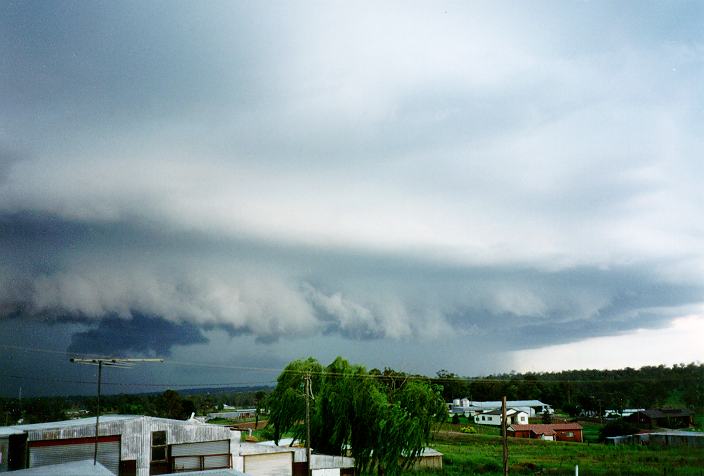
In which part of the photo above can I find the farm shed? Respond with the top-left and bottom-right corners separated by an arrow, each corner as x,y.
507,423 -> 583,442
607,430 -> 704,447
407,448 -> 442,470
625,409 -> 694,429
239,441 -> 354,476
0,415 -> 239,476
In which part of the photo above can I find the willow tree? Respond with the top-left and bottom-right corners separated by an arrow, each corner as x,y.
267,356 -> 446,476
267,357 -> 324,445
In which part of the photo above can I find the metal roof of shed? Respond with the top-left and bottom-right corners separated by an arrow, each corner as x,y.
5,415 -> 138,432
469,400 -> 550,407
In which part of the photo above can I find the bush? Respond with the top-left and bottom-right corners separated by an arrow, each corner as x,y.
459,425 -> 476,434
599,419 -> 641,441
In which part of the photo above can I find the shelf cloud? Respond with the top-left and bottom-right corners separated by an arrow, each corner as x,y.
1,1 -> 703,394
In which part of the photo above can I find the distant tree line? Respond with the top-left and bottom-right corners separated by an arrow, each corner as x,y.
3,363 -> 702,427
0,388 -> 271,425
431,363 -> 704,414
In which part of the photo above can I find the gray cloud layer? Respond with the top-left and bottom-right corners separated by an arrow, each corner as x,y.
1,1 -> 703,393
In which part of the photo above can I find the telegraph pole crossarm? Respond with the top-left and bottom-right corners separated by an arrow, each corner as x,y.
70,357 -> 163,465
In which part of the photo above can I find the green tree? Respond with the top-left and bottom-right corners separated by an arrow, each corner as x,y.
267,357 -> 324,444
155,389 -> 194,420
254,390 -> 267,429
268,357 -> 446,476
541,409 -> 552,424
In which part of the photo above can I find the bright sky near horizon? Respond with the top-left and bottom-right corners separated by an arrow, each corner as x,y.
1,1 -> 703,395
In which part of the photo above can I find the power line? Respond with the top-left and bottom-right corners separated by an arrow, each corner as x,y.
1,343 -> 702,386
0,372 -> 275,389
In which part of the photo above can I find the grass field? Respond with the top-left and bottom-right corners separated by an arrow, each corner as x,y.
404,431 -> 704,475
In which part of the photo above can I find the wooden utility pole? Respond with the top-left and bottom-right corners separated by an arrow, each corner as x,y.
305,373 -> 312,476
70,357 -> 163,465
94,360 -> 103,465
502,395 -> 508,476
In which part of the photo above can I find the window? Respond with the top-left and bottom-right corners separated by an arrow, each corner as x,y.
152,431 -> 167,462
481,416 -> 485,421
564,431 -> 574,437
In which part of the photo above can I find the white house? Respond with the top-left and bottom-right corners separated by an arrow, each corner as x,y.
474,408 -> 529,426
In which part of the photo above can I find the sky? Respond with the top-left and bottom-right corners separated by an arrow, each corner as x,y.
1,1 -> 703,396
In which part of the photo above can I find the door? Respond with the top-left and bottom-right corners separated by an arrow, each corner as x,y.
243,451 -> 293,476
28,436 -> 120,475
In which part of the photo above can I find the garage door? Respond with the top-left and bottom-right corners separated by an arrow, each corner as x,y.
171,439 -> 230,471
243,451 -> 293,476
29,436 -> 120,475
312,469 -> 340,476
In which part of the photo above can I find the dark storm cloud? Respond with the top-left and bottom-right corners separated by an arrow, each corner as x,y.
2,213 -> 701,354
66,313 -> 208,356
1,1 -> 703,391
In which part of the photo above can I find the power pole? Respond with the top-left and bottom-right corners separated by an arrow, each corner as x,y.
305,372 -> 312,476
95,360 -> 103,465
70,357 -> 163,465
502,396 -> 508,476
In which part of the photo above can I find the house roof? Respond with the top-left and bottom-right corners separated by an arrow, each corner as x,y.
478,408 -> 526,416
4,415 -> 138,432
508,423 -> 583,434
466,400 -> 551,408
0,415 -> 227,437
419,447 -> 443,457
634,409 -> 693,419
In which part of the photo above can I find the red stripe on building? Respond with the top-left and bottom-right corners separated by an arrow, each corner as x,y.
29,435 -> 120,447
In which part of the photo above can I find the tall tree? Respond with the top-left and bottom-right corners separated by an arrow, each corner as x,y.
268,356 -> 446,476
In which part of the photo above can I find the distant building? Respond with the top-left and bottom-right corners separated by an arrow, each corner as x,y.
406,448 -> 442,471
607,430 -> 704,447
450,400 -> 553,417
625,409 -> 694,429
207,409 -> 257,421
473,408 -> 529,426
508,423 -> 583,442
603,408 -> 644,419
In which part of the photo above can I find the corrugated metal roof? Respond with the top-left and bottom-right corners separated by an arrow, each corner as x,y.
469,400 -> 550,408
0,427 -> 25,436
419,447 -> 443,457
256,438 -> 296,446
647,431 -> 704,437
5,415 -> 138,432
635,409 -> 693,418
478,408 -> 526,416
508,423 -> 582,433
1,414 -> 227,434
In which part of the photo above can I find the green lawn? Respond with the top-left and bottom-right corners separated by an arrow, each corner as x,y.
694,415 -> 704,432
580,421 -> 602,443
404,430 -> 704,475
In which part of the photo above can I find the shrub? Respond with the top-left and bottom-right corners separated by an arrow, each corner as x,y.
599,419 -> 641,441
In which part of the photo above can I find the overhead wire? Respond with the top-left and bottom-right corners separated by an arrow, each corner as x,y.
1,342 -> 702,389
